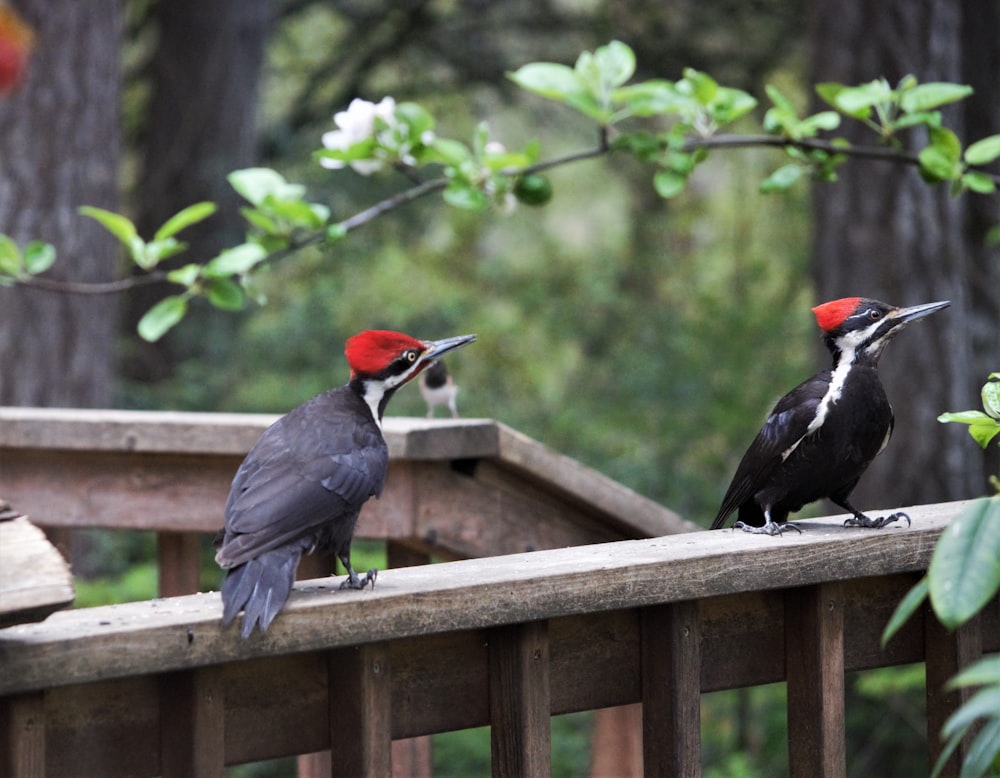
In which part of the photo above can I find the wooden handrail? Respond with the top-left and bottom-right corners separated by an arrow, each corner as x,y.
0,502 -> 966,696
1,502 -> 997,776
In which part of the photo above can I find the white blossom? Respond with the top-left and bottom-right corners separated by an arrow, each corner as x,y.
320,97 -> 397,175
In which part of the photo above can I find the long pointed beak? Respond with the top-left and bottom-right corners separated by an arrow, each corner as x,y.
890,300 -> 951,326
422,333 -> 477,360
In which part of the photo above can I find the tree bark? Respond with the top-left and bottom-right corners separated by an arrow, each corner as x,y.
0,1 -> 123,407
809,0 -> 997,504
126,0 -> 272,383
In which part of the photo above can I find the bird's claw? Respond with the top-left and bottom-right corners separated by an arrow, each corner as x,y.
733,521 -> 802,536
843,511 -> 910,529
340,568 -> 378,590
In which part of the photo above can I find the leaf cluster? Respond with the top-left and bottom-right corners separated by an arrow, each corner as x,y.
882,374 -> 1000,778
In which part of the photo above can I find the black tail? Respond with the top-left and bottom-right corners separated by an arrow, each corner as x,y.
221,546 -> 303,638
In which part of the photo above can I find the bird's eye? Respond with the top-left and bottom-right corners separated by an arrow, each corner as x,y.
405,350 -> 418,362
868,309 -> 881,321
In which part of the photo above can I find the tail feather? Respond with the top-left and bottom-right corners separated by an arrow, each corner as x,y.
221,546 -> 304,638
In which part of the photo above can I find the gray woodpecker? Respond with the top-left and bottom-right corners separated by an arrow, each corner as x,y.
216,329 -> 476,636
711,297 -> 950,536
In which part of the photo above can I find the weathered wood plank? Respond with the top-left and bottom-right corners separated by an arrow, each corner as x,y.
925,607 -> 983,778
489,619 -> 551,778
0,504 -> 967,695
0,409 -> 691,540
0,693 -> 45,778
641,601 -> 701,777
0,516 -> 75,627
157,531 -> 205,597
329,643 -> 393,776
785,583 -> 846,778
159,667 -> 225,777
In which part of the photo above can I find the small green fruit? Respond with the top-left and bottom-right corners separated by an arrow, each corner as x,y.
514,173 -> 553,206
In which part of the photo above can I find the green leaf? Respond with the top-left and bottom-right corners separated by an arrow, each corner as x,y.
679,68 -> 718,105
965,134 -> 1000,166
206,277 -> 247,311
593,40 -> 635,89
947,656 -> 1000,689
613,80 -> 686,117
899,82 -> 973,114
0,235 -> 23,276
938,410 -> 993,424
394,101 -> 435,137
22,241 -> 56,275
962,172 -> 996,194
653,170 -> 687,199
940,686 -> 1000,740
710,87 -> 757,124
508,62 -> 585,101
919,127 -> 964,182
240,208 -> 281,236
759,164 -> 803,193
959,717 -> 1000,778
79,206 -> 145,260
166,263 -> 201,287
881,575 -> 929,647
138,295 -> 188,342
203,243 -> 268,277
816,80 -> 888,119
797,111 -> 841,136
141,238 -> 187,267
928,497 -> 1000,629
443,182 -> 488,211
228,168 -> 304,207
153,202 -> 217,242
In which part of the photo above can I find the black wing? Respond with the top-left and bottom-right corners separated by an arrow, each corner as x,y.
216,385 -> 388,567
710,371 -> 831,529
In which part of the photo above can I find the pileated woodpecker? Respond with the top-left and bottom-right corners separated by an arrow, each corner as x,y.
216,329 -> 476,637
419,360 -> 461,418
710,297 -> 949,536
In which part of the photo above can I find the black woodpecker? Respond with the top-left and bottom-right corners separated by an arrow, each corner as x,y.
711,297 -> 950,536
216,329 -> 476,636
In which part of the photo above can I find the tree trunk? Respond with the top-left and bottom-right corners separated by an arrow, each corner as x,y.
0,1 -> 123,407
126,0 -> 272,384
809,0 -> 997,504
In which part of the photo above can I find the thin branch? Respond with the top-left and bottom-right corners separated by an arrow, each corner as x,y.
8,132 -> 997,297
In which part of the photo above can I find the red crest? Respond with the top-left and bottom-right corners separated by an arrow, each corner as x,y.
811,297 -> 861,332
345,330 -> 423,376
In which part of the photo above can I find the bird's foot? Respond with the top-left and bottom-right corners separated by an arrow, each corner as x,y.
733,521 -> 802,536
340,568 -> 378,590
844,511 -> 910,529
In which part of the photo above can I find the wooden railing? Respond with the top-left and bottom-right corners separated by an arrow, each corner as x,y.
1,500 -> 997,777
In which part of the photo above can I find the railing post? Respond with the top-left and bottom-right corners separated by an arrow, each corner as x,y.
641,600 -> 701,777
925,607 -> 982,778
785,582 -> 846,778
159,667 -> 225,777
157,531 -> 205,597
489,619 -> 551,778
0,692 -> 45,777
328,643 -> 393,777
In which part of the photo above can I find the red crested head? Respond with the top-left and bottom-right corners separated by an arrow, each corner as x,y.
811,297 -> 862,333
345,330 -> 424,377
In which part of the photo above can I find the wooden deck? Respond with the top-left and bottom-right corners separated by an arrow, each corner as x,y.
1,501 -> 996,776
0,408 -> 995,776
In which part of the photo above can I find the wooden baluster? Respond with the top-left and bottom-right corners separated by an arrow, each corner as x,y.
489,620 -> 550,778
0,693 -> 46,777
925,607 -> 982,778
641,600 -> 701,778
159,667 -> 225,777
328,643 -> 393,777
785,582 -> 846,778
158,531 -> 205,597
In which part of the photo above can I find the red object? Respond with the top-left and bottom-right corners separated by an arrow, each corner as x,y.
812,296 -> 862,332
345,329 -> 425,377
0,4 -> 33,94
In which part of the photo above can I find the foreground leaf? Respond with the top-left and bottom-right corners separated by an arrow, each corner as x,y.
138,295 -> 188,342
154,202 -> 218,242
881,575 -> 929,647
928,497 -> 1000,629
